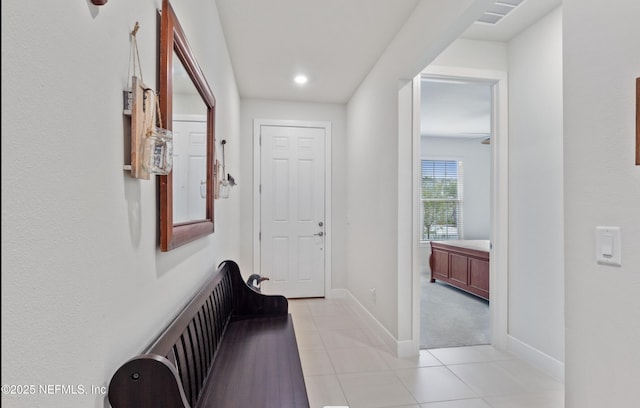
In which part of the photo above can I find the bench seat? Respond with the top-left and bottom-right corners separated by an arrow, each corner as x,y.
108,260 -> 309,408
199,315 -> 307,407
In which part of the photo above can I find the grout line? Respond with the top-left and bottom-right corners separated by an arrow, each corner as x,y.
297,298 -> 563,408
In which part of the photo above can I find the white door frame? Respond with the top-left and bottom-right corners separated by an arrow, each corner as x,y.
253,119 -> 332,297
401,66 -> 509,356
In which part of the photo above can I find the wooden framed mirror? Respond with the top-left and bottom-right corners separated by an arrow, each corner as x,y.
159,0 -> 216,251
636,77 -> 639,165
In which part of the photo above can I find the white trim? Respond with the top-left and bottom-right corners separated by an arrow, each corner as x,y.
507,335 -> 565,383
331,288 -> 399,355
403,65 -> 509,356
411,77 -> 423,357
252,119 -> 333,298
420,154 -> 465,161
333,287 -> 421,359
397,79 -> 415,346
334,289 -> 565,377
173,114 -> 207,122
489,68 -> 509,351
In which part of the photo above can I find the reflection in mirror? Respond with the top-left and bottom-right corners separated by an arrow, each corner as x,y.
159,0 -> 216,251
172,52 -> 208,224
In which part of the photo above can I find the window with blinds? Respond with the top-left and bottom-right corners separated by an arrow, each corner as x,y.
421,159 -> 463,241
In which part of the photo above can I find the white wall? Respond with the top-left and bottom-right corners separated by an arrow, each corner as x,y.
431,38 -> 509,72
507,7 -> 565,372
174,92 -> 207,116
418,12 -> 566,378
1,1 -> 240,407
238,99 -> 348,288
345,0 -> 495,342
563,1 -> 640,406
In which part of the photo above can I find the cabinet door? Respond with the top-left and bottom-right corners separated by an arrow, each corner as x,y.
449,253 -> 469,285
432,249 -> 449,281
469,257 -> 489,299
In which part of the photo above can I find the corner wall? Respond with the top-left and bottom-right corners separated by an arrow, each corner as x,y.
563,1 -> 640,406
419,9 -> 566,379
1,1 -> 240,407
507,6 -> 565,375
345,0 -> 494,342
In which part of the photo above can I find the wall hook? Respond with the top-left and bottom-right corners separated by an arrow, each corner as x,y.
131,22 -> 140,37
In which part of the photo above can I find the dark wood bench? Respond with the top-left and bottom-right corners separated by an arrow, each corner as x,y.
108,260 -> 309,407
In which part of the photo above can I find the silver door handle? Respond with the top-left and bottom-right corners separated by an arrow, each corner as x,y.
314,231 -> 324,237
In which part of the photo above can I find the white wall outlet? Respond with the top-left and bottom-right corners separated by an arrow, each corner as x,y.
596,226 -> 621,267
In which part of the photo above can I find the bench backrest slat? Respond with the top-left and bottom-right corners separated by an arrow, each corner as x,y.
203,296 -> 216,358
145,264 -> 234,406
187,322 -> 202,404
193,316 -> 209,395
180,332 -> 196,405
196,309 -> 211,371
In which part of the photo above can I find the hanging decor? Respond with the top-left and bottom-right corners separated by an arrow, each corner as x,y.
123,22 -> 173,179
142,93 -> 173,175
215,139 -> 236,199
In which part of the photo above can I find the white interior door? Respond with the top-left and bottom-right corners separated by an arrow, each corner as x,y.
172,117 -> 207,224
259,124 -> 326,298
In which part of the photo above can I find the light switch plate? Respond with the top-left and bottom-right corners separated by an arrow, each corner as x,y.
596,226 -> 621,266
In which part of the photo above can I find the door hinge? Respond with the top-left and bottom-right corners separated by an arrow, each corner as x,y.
259,184 -> 261,194
259,232 -> 261,241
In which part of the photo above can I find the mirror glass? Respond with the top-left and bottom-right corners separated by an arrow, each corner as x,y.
171,52 -> 208,224
159,0 -> 216,251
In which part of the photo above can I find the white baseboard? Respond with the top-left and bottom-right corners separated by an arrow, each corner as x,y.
396,339 -> 420,359
330,289 -> 410,356
331,288 -> 565,377
507,335 -> 565,383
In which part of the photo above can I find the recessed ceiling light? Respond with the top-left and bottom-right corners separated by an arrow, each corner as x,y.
294,74 -> 308,85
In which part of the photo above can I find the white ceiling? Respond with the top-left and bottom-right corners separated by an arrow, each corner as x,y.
215,0 -> 420,104
421,79 -> 492,139
214,0 -> 562,104
423,0 -> 561,139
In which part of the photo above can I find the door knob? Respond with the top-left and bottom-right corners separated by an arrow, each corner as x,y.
314,231 -> 324,237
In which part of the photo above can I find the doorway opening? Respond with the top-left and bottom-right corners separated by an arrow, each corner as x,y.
411,67 -> 509,353
419,76 -> 493,349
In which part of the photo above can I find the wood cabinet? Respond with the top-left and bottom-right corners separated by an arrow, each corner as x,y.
429,241 -> 490,301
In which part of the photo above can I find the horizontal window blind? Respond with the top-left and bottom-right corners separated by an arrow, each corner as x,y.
421,160 -> 463,241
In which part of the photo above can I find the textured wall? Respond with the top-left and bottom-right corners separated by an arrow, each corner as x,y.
563,0 -> 640,406
1,1 -> 240,406
507,6 -> 565,365
345,0 -> 494,340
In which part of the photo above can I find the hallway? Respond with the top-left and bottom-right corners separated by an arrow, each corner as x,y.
291,297 -> 563,408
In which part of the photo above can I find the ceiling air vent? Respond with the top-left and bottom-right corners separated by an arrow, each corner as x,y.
477,0 -> 526,25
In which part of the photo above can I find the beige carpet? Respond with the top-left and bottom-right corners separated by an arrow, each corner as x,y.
420,272 -> 490,349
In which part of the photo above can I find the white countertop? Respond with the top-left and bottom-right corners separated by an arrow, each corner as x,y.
430,240 -> 490,252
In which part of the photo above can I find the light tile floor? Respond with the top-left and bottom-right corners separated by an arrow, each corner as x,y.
290,298 -> 564,408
